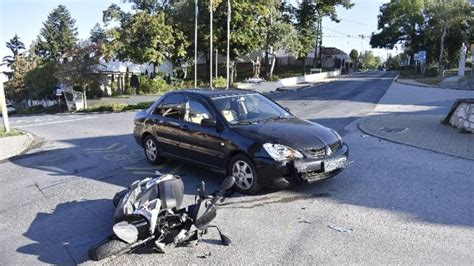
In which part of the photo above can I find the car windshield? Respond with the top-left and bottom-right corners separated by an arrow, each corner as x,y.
211,93 -> 292,125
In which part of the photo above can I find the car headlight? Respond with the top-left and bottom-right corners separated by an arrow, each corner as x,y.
263,143 -> 304,161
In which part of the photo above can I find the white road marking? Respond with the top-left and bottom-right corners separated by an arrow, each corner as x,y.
14,116 -> 98,128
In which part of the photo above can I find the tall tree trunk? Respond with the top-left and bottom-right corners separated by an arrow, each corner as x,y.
265,50 -> 269,78
438,22 -> 447,75
270,54 -> 276,80
301,57 -> 306,76
471,46 -> 474,77
229,61 -> 235,87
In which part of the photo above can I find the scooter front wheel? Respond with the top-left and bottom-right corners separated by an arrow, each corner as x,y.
88,238 -> 130,261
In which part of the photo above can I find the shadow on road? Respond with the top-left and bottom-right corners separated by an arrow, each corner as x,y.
16,199 -> 114,264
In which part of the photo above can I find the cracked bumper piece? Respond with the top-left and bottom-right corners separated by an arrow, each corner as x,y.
294,144 -> 349,183
254,144 -> 349,187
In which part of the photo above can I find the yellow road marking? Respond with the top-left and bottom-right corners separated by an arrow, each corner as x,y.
84,143 -> 120,151
87,144 -> 128,154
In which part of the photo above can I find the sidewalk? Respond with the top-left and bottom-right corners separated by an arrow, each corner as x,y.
359,81 -> 474,160
0,132 -> 35,161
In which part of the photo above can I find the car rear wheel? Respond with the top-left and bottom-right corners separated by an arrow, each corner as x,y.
143,135 -> 162,164
229,154 -> 261,194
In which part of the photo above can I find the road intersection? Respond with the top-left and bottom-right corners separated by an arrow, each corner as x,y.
1,72 -> 472,264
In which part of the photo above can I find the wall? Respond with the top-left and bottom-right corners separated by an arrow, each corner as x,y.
448,99 -> 474,132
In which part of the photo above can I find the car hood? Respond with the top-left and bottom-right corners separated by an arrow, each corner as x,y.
233,117 -> 339,150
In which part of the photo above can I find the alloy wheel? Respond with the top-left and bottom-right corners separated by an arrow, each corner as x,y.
232,160 -> 254,190
145,139 -> 157,161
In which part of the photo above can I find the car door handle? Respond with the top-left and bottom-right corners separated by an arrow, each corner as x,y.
180,125 -> 189,130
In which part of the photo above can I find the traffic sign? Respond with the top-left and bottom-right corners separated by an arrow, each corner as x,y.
418,51 -> 426,63
56,89 -> 63,96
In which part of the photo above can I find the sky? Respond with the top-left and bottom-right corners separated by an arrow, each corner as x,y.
0,0 -> 395,69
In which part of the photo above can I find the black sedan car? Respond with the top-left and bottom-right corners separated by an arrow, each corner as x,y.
134,89 -> 348,194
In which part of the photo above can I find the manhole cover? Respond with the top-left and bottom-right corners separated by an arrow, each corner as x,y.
378,127 -> 408,133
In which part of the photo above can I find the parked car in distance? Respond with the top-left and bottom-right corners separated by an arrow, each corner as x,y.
7,104 -> 16,115
1,104 -> 16,116
134,89 -> 349,194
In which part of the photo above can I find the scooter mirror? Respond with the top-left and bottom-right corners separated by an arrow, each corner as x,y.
220,233 -> 232,246
221,176 -> 236,191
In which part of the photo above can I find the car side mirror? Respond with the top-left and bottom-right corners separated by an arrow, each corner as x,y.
284,107 -> 290,112
201,118 -> 217,128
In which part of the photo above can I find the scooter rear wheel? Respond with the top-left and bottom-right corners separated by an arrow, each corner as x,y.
88,238 -> 130,261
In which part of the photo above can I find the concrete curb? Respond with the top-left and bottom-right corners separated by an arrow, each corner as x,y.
0,131 -> 40,163
358,116 -> 474,161
395,79 -> 439,88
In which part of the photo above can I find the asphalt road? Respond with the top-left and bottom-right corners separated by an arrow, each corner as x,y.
1,71 -> 472,265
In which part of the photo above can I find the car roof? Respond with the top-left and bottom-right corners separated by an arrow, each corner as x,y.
171,88 -> 257,99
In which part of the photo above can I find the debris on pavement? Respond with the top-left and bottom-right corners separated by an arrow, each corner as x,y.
297,217 -> 312,224
196,252 -> 212,259
328,225 -> 353,233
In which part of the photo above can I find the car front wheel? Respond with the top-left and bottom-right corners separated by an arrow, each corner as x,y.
229,154 -> 261,194
143,135 -> 162,164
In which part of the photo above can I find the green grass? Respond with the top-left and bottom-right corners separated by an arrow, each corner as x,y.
0,127 -> 22,138
80,101 -> 154,113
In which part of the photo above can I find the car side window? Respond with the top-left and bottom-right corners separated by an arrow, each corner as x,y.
184,98 -> 213,125
154,94 -> 185,120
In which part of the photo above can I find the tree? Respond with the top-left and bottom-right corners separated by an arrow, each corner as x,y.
4,55 -> 35,102
359,50 -> 380,70
2,34 -> 26,70
370,0 -> 425,57
24,62 -> 58,100
35,5 -> 78,61
90,23 -> 106,44
54,42 -> 103,105
100,3 -> 188,75
424,0 -> 471,72
213,0 -> 270,84
349,49 -> 359,71
292,0 -> 353,75
265,9 -> 301,80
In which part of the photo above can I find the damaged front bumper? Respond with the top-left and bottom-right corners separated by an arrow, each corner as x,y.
254,144 -> 349,188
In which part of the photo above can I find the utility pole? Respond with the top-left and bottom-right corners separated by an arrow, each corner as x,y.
194,0 -> 198,88
0,78 -> 10,133
215,49 -> 218,78
226,0 -> 231,89
209,0 -> 213,90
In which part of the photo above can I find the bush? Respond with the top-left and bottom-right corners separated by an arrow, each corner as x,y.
213,76 -> 228,88
81,101 -> 154,113
425,66 -> 439,77
16,105 -> 45,114
138,76 -> 172,94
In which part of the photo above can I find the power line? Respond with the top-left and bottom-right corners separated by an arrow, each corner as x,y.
324,28 -> 371,39
339,18 -> 375,28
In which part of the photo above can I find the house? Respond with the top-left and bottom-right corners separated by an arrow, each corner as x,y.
270,46 -> 352,73
319,47 -> 352,73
